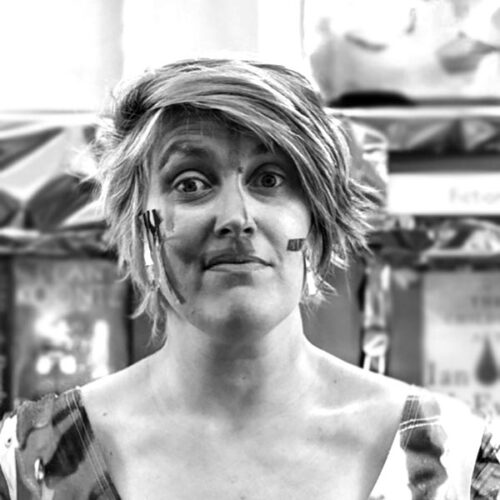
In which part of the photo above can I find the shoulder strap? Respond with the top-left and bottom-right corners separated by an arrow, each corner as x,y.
14,391 -> 120,499
371,387 -> 486,499
16,394 -> 58,498
472,414 -> 500,498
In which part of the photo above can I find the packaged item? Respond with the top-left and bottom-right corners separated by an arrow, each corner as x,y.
6,256 -> 130,406
305,0 -> 500,104
423,270 -> 500,414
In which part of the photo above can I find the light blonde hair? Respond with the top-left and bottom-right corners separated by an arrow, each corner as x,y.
93,58 -> 375,336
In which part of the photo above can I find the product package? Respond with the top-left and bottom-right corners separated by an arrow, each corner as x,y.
423,270 -> 500,414
0,230 -> 131,409
4,255 -> 130,406
305,0 -> 500,105
366,218 -> 500,413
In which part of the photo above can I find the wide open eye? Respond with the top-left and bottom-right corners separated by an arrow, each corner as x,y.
174,177 -> 210,194
252,171 -> 285,189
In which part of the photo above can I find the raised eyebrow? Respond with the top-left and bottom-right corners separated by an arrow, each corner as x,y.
250,142 -> 291,164
251,142 -> 275,156
158,141 -> 215,167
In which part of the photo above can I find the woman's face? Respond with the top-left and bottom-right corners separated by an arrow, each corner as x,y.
146,119 -> 312,336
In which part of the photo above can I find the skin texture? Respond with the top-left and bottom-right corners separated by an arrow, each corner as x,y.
147,120 -> 312,341
81,120 -> 410,500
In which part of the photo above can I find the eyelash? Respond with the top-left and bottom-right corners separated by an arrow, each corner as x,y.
251,171 -> 285,189
170,167 -> 286,197
174,176 -> 210,194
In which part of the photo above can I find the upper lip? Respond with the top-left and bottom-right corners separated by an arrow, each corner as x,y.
204,251 -> 269,269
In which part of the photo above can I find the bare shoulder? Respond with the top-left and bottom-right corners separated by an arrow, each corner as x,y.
80,356 -> 152,434
312,346 -> 412,445
314,346 -> 411,408
302,347 -> 412,493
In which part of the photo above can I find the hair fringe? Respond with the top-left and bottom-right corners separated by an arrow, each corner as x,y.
90,58 -> 377,340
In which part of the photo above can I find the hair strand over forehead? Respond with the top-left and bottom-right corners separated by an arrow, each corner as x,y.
92,58 -> 376,335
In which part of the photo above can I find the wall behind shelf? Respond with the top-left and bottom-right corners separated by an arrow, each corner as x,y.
0,0 -> 304,112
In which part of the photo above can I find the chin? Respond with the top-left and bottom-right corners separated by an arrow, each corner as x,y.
198,289 -> 299,337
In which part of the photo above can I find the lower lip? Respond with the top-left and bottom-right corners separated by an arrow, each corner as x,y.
206,262 -> 268,272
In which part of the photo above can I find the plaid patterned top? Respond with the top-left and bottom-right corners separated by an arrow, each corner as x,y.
369,388 -> 499,499
0,386 -> 497,499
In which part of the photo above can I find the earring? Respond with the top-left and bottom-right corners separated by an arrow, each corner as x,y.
143,243 -> 160,291
140,210 -> 185,304
303,252 -> 319,298
141,210 -> 163,292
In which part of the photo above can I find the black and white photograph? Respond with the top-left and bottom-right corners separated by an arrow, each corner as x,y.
1,1 -> 500,498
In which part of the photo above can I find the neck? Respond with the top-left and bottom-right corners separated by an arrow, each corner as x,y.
147,307 -> 319,422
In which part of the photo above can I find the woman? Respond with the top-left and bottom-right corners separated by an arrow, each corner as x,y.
0,58 -> 498,499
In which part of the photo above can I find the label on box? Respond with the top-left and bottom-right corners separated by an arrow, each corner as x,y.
389,173 -> 500,215
423,271 -> 500,414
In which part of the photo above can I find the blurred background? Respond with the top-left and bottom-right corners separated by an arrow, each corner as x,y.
1,0 -> 500,416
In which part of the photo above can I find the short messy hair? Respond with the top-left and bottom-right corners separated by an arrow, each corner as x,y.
93,58 -> 374,330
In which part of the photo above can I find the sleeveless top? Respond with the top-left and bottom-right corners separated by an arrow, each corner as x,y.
0,386 -> 498,499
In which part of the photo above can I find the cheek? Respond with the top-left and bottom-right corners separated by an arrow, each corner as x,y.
157,197 -> 310,296
157,211 -> 208,304
160,204 -> 207,265
264,205 -> 309,285
277,202 -> 310,287
268,200 -> 311,251
164,230 -> 206,275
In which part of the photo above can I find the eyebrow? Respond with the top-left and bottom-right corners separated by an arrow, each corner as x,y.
157,138 -> 279,172
251,142 -> 275,156
159,141 -> 215,166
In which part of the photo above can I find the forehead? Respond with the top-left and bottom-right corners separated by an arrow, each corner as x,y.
152,118 -> 279,163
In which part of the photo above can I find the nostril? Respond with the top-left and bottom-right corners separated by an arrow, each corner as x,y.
215,224 -> 255,239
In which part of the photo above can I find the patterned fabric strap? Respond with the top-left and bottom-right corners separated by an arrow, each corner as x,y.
0,391 -> 119,500
472,415 -> 500,499
2,386 -> 500,499
370,388 -> 495,500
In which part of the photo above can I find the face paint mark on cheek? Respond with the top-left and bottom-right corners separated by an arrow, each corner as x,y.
162,204 -> 176,234
156,228 -> 185,304
157,238 -> 186,304
155,207 -> 209,302
163,211 -> 207,266
141,209 -> 186,304
287,238 -> 306,251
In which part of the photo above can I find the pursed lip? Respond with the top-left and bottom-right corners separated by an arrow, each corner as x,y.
203,252 -> 270,270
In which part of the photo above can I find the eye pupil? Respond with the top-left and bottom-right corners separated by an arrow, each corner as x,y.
181,179 -> 199,192
173,173 -> 210,196
261,174 -> 277,187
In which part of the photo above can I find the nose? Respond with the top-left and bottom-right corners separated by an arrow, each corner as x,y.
213,181 -> 257,238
